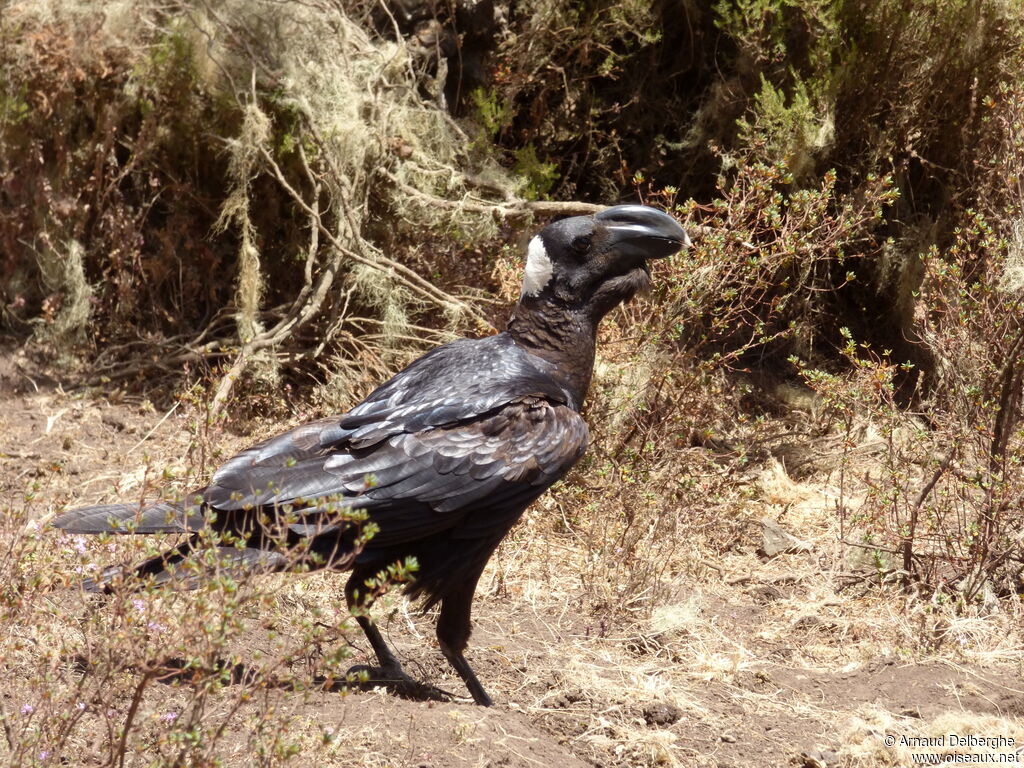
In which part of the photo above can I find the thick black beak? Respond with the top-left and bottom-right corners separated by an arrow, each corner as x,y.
596,205 -> 690,260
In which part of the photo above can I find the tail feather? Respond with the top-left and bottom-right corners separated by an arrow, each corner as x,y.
82,545 -> 290,592
52,499 -> 207,534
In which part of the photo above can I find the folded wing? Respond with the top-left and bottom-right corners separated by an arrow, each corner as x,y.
203,397 -> 588,548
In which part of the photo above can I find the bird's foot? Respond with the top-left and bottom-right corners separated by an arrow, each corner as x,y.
342,663 -> 455,703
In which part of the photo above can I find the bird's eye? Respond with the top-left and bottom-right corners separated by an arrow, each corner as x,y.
571,235 -> 592,255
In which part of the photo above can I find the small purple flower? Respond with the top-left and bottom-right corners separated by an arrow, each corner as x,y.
38,750 -> 49,760
21,704 -> 33,715
147,621 -> 166,633
76,701 -> 86,711
73,536 -> 87,555
131,598 -> 146,612
160,711 -> 178,724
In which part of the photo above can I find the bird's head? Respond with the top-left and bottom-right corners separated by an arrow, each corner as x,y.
519,205 -> 690,321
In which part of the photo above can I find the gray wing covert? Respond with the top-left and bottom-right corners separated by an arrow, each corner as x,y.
201,398 -> 588,548
325,398 -> 589,546
334,335 -> 571,447
203,334 -> 575,514
203,417 -> 348,510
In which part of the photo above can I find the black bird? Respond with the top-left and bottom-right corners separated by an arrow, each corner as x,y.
52,205 -> 689,706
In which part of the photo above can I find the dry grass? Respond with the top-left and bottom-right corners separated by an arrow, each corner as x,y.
1,375 -> 1022,767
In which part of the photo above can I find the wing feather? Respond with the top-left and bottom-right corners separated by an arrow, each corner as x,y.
202,397 -> 587,548
192,334 -> 589,551
53,500 -> 206,534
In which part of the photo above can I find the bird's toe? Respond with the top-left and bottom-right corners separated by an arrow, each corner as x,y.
345,661 -> 405,684
343,663 -> 454,703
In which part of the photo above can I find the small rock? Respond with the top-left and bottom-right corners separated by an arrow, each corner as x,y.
642,701 -> 681,726
759,518 -> 813,558
720,733 -> 737,743
102,414 -> 127,432
796,749 -> 839,767
792,615 -> 824,631
748,584 -> 786,603
549,688 -> 587,708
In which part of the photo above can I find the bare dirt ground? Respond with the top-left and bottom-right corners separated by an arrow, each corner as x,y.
1,347 -> 1022,768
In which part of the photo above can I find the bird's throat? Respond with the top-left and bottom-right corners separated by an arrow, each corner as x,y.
507,298 -> 597,408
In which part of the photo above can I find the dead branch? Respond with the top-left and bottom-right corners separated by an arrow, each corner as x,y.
381,169 -> 605,219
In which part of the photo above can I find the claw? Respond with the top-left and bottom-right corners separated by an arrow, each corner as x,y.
343,663 -> 455,702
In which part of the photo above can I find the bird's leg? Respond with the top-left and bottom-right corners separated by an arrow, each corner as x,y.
436,578 -> 493,706
342,571 -> 456,703
344,571 -> 405,681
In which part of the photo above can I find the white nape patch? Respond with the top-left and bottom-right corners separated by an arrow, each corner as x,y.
521,236 -> 553,296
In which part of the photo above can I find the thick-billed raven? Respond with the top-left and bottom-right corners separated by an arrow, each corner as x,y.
53,205 -> 689,706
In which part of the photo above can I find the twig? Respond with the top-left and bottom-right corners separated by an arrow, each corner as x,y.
258,145 -> 490,327
839,538 -> 901,555
126,401 -> 181,456
209,352 -> 249,420
0,699 -> 13,753
114,670 -> 156,768
989,324 -> 1024,469
381,169 -> 605,219
903,448 -> 957,586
